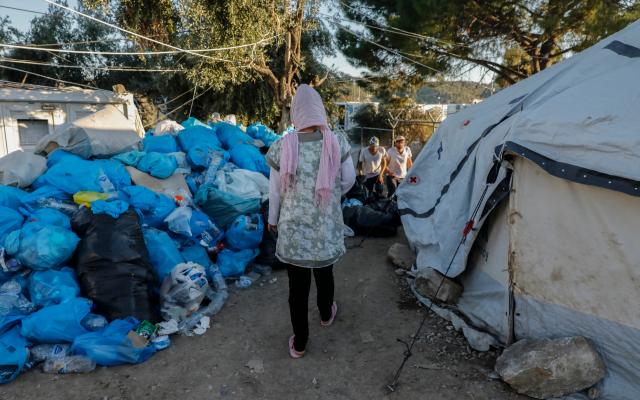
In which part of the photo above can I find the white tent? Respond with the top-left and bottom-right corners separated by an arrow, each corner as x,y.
398,20 -> 640,399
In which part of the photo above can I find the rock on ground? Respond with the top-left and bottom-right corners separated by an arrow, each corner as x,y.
414,267 -> 463,304
495,336 -> 606,399
387,243 -> 415,270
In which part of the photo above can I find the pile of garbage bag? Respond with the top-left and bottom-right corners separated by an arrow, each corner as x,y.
0,115 -> 283,384
341,177 -> 402,237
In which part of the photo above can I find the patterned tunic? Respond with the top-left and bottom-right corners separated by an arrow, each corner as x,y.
266,131 -> 351,268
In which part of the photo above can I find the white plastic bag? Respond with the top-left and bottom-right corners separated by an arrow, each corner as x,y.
214,169 -> 269,201
0,151 -> 47,188
154,120 -> 184,136
164,206 -> 193,237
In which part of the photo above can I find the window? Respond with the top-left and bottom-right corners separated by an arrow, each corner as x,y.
17,119 -> 49,147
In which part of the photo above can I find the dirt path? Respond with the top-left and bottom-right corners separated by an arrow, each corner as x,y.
2,232 -> 526,400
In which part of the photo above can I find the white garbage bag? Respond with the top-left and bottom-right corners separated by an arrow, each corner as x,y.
0,150 -> 47,188
154,120 -> 185,136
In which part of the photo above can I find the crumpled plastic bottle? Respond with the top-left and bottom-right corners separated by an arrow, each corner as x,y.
0,280 -> 35,316
234,275 -> 253,289
42,355 -> 96,374
29,344 -> 70,364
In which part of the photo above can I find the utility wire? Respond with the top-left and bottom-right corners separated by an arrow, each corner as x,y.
0,57 -> 184,72
324,18 -> 443,74
0,63 -> 101,90
43,1 -> 277,61
0,5 -> 47,15
146,85 -> 215,129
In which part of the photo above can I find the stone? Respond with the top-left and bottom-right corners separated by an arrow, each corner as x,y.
245,359 -> 264,374
387,243 -> 415,270
414,267 -> 463,304
495,337 -> 606,399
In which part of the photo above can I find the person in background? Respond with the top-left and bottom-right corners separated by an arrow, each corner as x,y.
357,136 -> 387,197
224,114 -> 237,125
385,136 -> 413,198
266,84 -> 356,359
208,112 -> 222,124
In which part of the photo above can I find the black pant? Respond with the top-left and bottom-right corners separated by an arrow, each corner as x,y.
286,263 -> 334,352
363,176 -> 383,196
386,175 -> 403,198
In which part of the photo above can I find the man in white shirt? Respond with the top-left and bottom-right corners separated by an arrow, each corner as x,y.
385,136 -> 413,198
357,136 -> 387,197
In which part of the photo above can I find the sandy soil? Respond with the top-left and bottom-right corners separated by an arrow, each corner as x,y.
2,232 -> 526,400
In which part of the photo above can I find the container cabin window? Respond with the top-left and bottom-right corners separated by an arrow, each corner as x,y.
17,119 -> 49,147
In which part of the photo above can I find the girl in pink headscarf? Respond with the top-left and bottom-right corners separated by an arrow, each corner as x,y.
266,84 -> 356,358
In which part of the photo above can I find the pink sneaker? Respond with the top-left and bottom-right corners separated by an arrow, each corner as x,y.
288,335 -> 305,359
320,302 -> 338,327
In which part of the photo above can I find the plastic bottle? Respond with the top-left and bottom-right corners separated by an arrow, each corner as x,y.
205,264 -> 227,292
81,313 -> 108,331
177,288 -> 228,334
152,335 -> 171,351
234,275 -> 253,289
29,344 -> 70,363
97,171 -> 115,193
42,355 -> 96,374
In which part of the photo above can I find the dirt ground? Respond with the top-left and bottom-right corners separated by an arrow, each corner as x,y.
2,232 -> 526,400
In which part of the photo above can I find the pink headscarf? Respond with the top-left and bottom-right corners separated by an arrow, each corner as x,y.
280,84 -> 341,209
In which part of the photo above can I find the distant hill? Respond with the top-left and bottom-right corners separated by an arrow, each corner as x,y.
417,81 -> 498,104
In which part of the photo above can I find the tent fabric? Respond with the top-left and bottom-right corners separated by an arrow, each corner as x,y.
398,20 -> 640,279
35,105 -> 140,158
398,21 -> 640,400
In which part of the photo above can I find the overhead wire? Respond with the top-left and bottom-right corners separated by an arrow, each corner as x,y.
43,0 -> 278,62
324,17 -> 443,74
0,57 -> 185,72
0,63 -> 101,90
0,5 -> 47,15
147,85 -> 215,129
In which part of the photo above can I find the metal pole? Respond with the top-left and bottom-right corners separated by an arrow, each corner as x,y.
360,127 -> 364,147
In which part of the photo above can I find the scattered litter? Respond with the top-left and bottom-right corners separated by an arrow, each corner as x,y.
246,359 -> 264,373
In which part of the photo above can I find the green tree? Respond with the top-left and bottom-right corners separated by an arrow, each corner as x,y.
337,0 -> 640,85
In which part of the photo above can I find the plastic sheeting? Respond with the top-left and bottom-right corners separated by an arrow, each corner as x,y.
0,151 -> 47,188
35,105 -> 140,158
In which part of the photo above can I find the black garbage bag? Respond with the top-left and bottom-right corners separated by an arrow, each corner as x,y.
366,198 -> 401,227
71,207 -> 160,322
344,176 -> 371,204
343,205 -> 397,237
254,200 -> 278,267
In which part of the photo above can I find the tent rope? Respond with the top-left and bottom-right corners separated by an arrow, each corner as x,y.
385,183 -> 490,393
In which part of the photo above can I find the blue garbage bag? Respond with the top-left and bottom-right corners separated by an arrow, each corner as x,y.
246,123 -> 280,147
142,135 -> 178,154
229,145 -> 270,177
177,126 -> 222,153
112,151 -> 145,167
4,222 -> 79,271
0,326 -> 29,384
91,200 -> 129,219
142,227 -> 183,282
39,158 -> 109,194
46,149 -> 83,168
28,267 -> 80,308
186,172 -> 203,195
0,186 -> 26,210
181,244 -> 211,268
20,186 -> 70,211
94,159 -> 132,190
136,152 -> 178,179
0,207 -> 23,244
194,184 -> 261,229
26,208 -> 71,230
20,297 -> 91,343
225,214 -> 264,250
216,122 -> 254,149
71,317 -> 156,366
120,186 -> 176,228
186,145 -> 228,170
217,249 -> 259,277
181,117 -> 210,129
